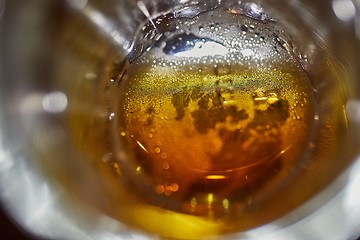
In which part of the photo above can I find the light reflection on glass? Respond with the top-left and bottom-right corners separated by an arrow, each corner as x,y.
42,91 -> 68,113
332,0 -> 356,21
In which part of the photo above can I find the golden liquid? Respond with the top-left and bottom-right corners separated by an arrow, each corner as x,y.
62,5 -> 355,239
117,60 -> 315,219
66,44 -> 349,239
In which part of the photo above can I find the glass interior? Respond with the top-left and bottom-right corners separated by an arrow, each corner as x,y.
1,0 -> 360,239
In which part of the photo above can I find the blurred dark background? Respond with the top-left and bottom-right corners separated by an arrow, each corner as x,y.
0,206 -> 32,240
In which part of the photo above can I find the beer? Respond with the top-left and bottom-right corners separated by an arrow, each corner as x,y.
116,60 -> 314,217
67,2 -> 354,239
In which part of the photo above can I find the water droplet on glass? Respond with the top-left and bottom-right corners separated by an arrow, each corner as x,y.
155,147 -> 161,153
162,161 -> 170,169
170,183 -> 179,192
108,112 -> 115,120
241,24 -> 248,32
102,152 -> 113,163
224,1 -> 275,23
85,72 -> 97,80
156,185 -> 165,194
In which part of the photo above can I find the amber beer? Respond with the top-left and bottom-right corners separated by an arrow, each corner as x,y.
109,4 -> 317,220
68,3 -> 353,239
117,59 -> 315,214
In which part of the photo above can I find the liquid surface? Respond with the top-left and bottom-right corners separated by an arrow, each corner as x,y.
113,5 -> 315,221
118,63 -> 314,217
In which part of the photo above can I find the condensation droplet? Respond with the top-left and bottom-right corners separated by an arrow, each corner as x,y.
170,183 -> 179,192
109,112 -> 115,120
102,152 -> 113,163
162,161 -> 170,169
156,185 -> 165,194
155,147 -> 161,153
